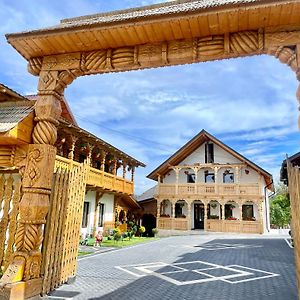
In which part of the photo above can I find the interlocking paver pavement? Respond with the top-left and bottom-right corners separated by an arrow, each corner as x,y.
47,234 -> 297,300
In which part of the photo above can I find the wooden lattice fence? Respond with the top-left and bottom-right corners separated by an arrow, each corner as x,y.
42,162 -> 88,295
287,161 -> 300,299
0,174 -> 21,276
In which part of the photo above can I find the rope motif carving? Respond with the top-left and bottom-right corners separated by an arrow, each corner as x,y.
111,47 -> 135,68
32,119 -> 57,145
230,31 -> 259,54
81,50 -> 107,71
198,35 -> 224,56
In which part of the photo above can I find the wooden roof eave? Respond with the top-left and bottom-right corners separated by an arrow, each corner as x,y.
5,0 -> 300,60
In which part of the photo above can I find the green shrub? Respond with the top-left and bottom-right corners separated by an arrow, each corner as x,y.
152,228 -> 158,235
114,232 -> 122,241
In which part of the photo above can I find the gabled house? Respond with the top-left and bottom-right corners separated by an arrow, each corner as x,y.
0,83 -> 145,238
139,130 -> 273,234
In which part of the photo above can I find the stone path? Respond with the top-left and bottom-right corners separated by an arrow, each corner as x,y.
46,234 -> 297,300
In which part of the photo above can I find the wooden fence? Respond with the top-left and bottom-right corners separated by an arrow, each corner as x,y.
287,161 -> 300,299
42,162 -> 88,295
0,174 -> 21,275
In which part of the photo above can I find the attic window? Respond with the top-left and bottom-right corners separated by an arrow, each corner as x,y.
205,142 -> 214,163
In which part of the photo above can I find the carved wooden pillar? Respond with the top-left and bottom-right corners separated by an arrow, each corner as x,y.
86,144 -> 94,166
122,162 -> 127,179
100,150 -> 107,172
131,166 -> 135,182
112,159 -> 117,176
204,202 -> 208,231
221,203 -> 225,220
0,70 -> 63,296
171,202 -> 175,218
187,202 -> 192,230
67,135 -> 77,161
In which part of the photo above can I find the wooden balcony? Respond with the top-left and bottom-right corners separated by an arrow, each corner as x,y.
55,155 -> 134,195
157,183 -> 260,197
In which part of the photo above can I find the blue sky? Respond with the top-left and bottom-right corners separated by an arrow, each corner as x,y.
0,0 -> 299,194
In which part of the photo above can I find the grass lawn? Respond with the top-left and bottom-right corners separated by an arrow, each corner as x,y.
80,236 -> 159,248
78,251 -> 93,256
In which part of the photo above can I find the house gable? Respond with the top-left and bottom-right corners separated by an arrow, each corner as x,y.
147,130 -> 273,188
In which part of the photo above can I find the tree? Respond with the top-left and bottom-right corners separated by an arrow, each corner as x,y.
270,183 -> 291,228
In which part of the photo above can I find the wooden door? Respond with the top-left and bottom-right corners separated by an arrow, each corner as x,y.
194,203 -> 204,229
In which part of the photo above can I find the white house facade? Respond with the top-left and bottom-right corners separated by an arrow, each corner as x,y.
145,130 -> 273,234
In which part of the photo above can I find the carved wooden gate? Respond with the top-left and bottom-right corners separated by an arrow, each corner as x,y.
41,162 -> 88,295
0,174 -> 21,275
287,161 -> 300,299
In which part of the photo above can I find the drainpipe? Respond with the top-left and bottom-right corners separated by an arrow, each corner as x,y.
264,180 -> 275,232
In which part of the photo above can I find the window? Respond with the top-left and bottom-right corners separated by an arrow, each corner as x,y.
175,202 -> 184,217
82,202 -> 90,228
187,173 -> 195,183
223,172 -> 234,183
225,204 -> 233,219
98,203 -> 105,227
205,142 -> 214,163
205,172 -> 215,183
242,205 -> 254,220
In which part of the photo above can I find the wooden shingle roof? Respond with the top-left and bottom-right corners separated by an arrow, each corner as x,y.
0,101 -> 34,133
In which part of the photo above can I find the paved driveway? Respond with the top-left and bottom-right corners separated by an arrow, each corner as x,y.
48,234 -> 297,300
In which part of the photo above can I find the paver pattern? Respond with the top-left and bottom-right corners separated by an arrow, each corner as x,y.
48,234 -> 297,300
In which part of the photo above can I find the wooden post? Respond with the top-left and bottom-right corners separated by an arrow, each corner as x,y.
0,70 -> 62,298
122,162 -> 127,179
187,202 -> 191,230
204,202 -> 208,231
131,166 -> 135,182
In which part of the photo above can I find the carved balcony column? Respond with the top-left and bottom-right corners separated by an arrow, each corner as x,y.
239,202 -> 243,221
67,135 -> 78,161
187,202 -> 192,230
100,150 -> 107,172
112,159 -> 118,176
122,162 -> 127,179
203,202 -> 208,231
131,166 -> 135,182
86,144 -> 94,166
221,203 -> 225,220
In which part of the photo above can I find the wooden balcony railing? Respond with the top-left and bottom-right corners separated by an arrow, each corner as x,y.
55,155 -> 134,195
158,183 -> 260,196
